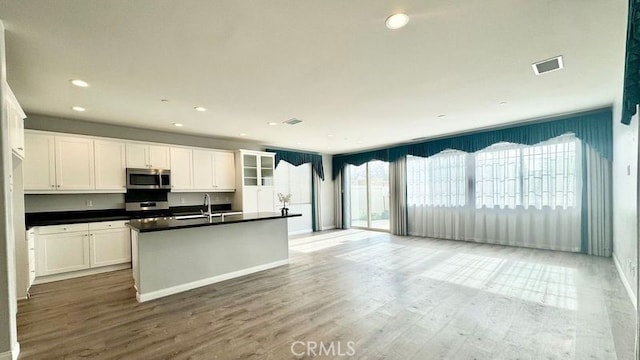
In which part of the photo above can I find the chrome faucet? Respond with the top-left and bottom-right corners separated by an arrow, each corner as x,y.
202,194 -> 212,217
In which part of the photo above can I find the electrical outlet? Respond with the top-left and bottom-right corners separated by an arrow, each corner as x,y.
86,200 -> 93,207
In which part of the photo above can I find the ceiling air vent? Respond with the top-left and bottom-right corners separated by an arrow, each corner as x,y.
532,56 -> 563,75
283,118 -> 303,125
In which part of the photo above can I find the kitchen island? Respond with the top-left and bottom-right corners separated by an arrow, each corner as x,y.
127,212 -> 300,302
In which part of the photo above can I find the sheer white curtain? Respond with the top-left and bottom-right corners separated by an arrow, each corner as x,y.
407,150 -> 472,240
408,135 -> 582,252
473,137 -> 581,252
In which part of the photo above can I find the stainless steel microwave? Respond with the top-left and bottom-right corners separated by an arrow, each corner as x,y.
126,168 -> 171,190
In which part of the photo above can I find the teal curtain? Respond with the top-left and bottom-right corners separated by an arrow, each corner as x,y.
311,170 -> 322,231
622,0 -> 640,125
332,109 -> 612,179
267,148 -> 324,180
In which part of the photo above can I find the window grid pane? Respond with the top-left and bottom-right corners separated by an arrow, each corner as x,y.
407,152 -> 466,207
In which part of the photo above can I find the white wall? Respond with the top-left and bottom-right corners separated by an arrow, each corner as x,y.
613,110 -> 639,305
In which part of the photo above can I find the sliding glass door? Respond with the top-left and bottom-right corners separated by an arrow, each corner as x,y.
349,161 -> 390,231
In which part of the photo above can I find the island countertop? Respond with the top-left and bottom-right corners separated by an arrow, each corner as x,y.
127,212 -> 301,233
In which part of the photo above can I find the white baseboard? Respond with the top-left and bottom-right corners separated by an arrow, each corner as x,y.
0,342 -> 20,360
34,263 -> 131,285
613,252 -> 637,309
321,225 -> 336,231
12,342 -> 19,360
137,259 -> 289,302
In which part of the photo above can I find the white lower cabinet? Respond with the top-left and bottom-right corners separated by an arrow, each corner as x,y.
242,187 -> 275,213
35,221 -> 131,278
90,227 -> 131,267
36,229 -> 90,276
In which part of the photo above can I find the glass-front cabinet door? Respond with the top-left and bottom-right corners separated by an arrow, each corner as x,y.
260,155 -> 274,186
241,152 -> 275,187
243,154 -> 258,186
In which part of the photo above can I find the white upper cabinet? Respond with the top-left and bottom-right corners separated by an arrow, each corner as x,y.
214,152 -> 236,191
4,82 -> 26,159
125,143 -> 148,168
149,145 -> 171,169
126,143 -> 170,169
192,149 -> 215,190
192,150 -> 236,191
24,132 -> 56,191
55,136 -> 95,190
24,130 -> 236,194
94,140 -> 126,191
170,147 -> 193,190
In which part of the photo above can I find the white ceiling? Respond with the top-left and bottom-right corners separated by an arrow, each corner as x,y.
0,0 -> 628,154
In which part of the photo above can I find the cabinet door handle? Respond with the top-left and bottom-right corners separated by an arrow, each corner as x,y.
50,185 -> 55,188
18,147 -> 23,150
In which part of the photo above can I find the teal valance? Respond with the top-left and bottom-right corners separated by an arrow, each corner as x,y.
622,0 -> 640,125
332,109 -> 612,179
266,148 -> 324,180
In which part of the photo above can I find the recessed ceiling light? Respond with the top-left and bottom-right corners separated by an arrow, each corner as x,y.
499,102 -> 507,106
194,106 -> 207,112
328,134 -> 335,137
385,13 -> 409,30
173,123 -> 183,127
437,114 -> 446,118
70,79 -> 89,88
239,133 -> 247,137
267,122 -> 278,126
71,106 -> 86,112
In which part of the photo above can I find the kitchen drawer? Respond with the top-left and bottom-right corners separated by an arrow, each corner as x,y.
89,220 -> 127,231
37,223 -> 89,235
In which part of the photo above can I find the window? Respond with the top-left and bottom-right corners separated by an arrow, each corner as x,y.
406,135 -> 579,210
407,151 -> 466,207
274,161 -> 311,205
475,136 -> 579,209
475,143 -> 522,209
522,139 -> 577,209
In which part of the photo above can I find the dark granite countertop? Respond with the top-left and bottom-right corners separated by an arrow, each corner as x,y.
25,205 -> 233,228
127,212 -> 301,233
